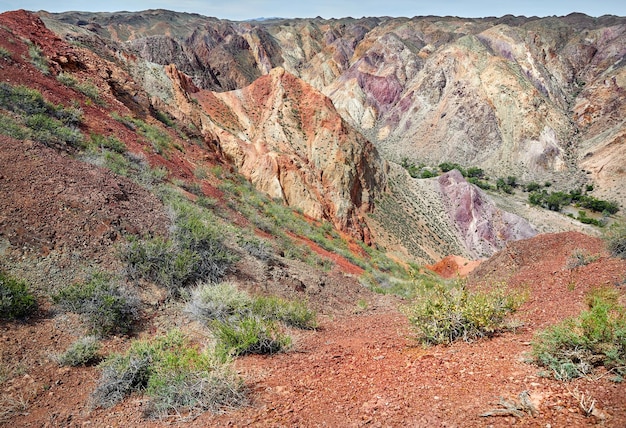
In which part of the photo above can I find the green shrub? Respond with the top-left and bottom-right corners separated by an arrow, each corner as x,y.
57,72 -> 78,87
25,113 -> 83,147
0,47 -> 11,60
213,317 -> 291,357
57,336 -> 101,366
565,249 -> 599,269
525,182 -> 541,192
123,202 -> 235,295
90,133 -> 127,153
528,188 -> 618,216
438,162 -> 466,176
187,282 -> 317,329
57,72 -> 104,105
172,204 -> 236,281
576,210 -> 606,227
605,223 -> 626,259
27,41 -> 48,74
91,330 -> 246,417
467,177 -> 492,190
252,295 -> 317,329
134,118 -> 171,154
0,271 -> 37,319
0,82 -> 47,115
466,167 -> 484,178
75,81 -> 103,105
52,272 -> 139,337
420,169 -> 437,179
400,158 -> 422,178
496,178 -> 514,194
405,282 -> 524,345
123,236 -> 195,293
187,282 -> 251,323
102,150 -> 131,176
111,114 -> 171,153
0,115 -> 30,140
576,195 -> 619,214
532,287 -> 626,380
153,109 -> 175,127
0,83 -> 84,148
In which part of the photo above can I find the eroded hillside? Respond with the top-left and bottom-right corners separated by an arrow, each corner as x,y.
35,9 -> 626,261
42,11 -> 626,206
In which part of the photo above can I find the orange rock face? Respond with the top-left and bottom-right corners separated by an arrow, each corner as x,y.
167,65 -> 387,241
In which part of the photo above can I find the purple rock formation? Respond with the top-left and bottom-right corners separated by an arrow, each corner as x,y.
438,170 -> 537,258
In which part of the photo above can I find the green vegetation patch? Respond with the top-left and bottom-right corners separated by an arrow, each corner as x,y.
188,282 -> 317,329
565,249 -> 599,269
56,336 -> 101,366
52,272 -> 139,337
112,113 -> 172,155
0,82 -> 83,148
0,46 -> 12,60
123,198 -> 236,296
187,282 -> 316,357
91,330 -> 246,418
0,271 -> 37,320
405,282 -> 525,345
532,287 -> 626,380
212,317 -> 291,357
529,188 -> 618,216
57,72 -> 104,105
26,41 -> 48,74
605,222 -> 626,259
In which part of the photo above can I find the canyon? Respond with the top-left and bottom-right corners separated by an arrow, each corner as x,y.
0,8 -> 625,427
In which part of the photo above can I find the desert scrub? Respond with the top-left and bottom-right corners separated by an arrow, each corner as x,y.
56,336 -> 101,366
212,317 -> 291,357
26,40 -> 48,74
0,271 -> 37,319
0,46 -> 11,60
0,82 -> 83,148
91,330 -> 246,418
89,133 -> 127,154
57,72 -> 104,105
605,222 -> 626,259
360,263 -> 435,299
52,272 -> 139,337
565,249 -> 599,269
82,147 -> 166,187
123,199 -> 235,296
405,282 -> 525,345
532,287 -> 626,380
187,282 -> 317,330
187,282 -> 315,356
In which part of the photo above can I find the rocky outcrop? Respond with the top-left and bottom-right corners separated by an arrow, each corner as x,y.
363,165 -> 535,263
165,65 -> 387,240
437,170 -> 537,259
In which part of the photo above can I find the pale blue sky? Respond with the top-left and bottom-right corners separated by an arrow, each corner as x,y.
1,0 -> 624,20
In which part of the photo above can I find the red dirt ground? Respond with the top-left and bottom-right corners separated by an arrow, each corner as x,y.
3,232 -> 626,427
425,254 -> 482,278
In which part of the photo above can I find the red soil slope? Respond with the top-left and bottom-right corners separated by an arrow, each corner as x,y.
3,232 -> 625,427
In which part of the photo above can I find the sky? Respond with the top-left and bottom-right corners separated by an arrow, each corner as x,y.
1,0 -> 624,21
